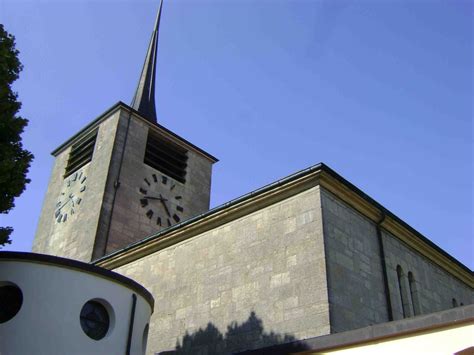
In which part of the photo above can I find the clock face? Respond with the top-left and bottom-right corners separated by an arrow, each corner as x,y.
139,173 -> 184,228
54,171 -> 87,223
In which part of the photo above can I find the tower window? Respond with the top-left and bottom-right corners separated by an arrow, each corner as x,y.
144,131 -> 188,184
64,130 -> 97,177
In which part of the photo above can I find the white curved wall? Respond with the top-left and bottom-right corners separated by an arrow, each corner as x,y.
0,255 -> 153,355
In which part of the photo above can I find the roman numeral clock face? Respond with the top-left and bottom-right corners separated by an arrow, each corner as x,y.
139,174 -> 184,228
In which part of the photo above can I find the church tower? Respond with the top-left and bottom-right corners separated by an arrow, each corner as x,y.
32,1 -> 217,262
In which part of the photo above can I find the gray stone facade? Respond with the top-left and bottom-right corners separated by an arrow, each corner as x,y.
321,189 -> 388,332
93,108 -> 214,258
114,186 -> 331,354
33,111 -> 121,262
383,229 -> 473,318
33,103 -> 216,262
108,183 -> 472,354
320,188 -> 473,333
32,105 -> 472,355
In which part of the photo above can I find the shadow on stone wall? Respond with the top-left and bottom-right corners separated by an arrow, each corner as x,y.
158,311 -> 309,355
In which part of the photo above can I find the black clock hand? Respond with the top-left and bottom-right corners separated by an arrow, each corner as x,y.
143,195 -> 168,201
57,198 -> 73,211
143,195 -> 161,200
160,199 -> 171,217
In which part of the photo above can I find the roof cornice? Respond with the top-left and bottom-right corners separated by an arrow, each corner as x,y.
93,163 -> 473,287
51,101 -> 218,163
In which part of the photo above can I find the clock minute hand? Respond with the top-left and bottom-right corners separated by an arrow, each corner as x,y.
57,198 -> 72,211
160,199 -> 171,217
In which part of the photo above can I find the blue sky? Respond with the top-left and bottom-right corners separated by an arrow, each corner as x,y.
1,0 -> 472,269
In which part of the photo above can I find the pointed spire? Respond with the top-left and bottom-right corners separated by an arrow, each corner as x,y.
131,0 -> 163,123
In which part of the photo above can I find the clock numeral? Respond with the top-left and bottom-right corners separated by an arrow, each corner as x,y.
71,209 -> 75,215
72,172 -> 78,181
175,196 -> 182,200
81,176 -> 87,184
78,171 -> 83,180
152,174 -> 157,182
57,214 -> 63,223
62,213 -> 68,222
144,178 -> 151,186
162,176 -> 168,184
177,206 -> 184,212
170,184 -> 175,191
139,188 -> 147,195
140,198 -> 148,207
67,180 -> 71,187
80,186 -> 86,192
167,218 -> 172,227
173,214 -> 180,223
146,209 -> 154,219
55,210 -> 61,218
157,217 -> 162,226
76,198 -> 82,205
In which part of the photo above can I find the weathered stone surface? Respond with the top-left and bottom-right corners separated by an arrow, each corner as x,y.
115,186 -> 331,354
33,106 -> 215,262
33,111 -> 121,262
321,188 -> 473,333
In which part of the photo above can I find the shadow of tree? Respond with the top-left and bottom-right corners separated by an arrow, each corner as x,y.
158,311 -> 309,355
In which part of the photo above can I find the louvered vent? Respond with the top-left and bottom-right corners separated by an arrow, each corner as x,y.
144,131 -> 188,183
64,130 -> 97,177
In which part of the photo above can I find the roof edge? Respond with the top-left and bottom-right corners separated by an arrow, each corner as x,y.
93,163 -> 324,264
319,164 -> 473,277
0,251 -> 154,309
94,162 -> 473,283
239,304 -> 474,354
51,101 -> 218,163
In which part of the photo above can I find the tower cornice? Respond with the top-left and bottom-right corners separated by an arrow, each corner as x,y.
51,101 -> 218,163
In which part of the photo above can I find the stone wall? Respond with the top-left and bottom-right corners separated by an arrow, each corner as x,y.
321,188 -> 473,333
98,110 -> 214,257
383,229 -> 474,320
320,188 -> 388,333
33,111 -> 120,262
33,104 -> 214,262
114,186 -> 330,354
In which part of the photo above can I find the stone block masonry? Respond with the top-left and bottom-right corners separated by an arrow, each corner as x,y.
33,111 -> 121,262
115,186 -> 331,354
100,109 -> 214,257
321,188 -> 473,333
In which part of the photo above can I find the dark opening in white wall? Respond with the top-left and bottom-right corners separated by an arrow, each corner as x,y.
0,282 -> 23,323
80,300 -> 111,340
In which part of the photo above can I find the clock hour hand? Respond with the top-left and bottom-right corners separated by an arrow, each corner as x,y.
143,195 -> 161,201
144,195 -> 168,202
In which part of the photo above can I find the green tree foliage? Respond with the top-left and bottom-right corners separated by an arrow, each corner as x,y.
0,24 -> 33,246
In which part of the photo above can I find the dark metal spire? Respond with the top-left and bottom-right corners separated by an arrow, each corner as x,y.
131,0 -> 163,123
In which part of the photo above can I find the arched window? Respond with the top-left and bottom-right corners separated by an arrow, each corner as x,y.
408,272 -> 420,316
452,298 -> 458,308
397,265 -> 411,318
